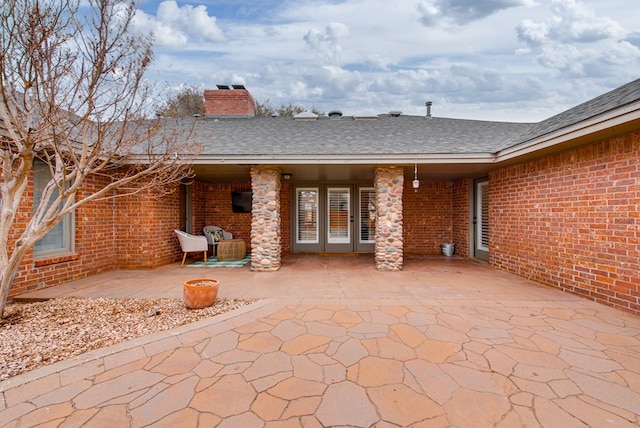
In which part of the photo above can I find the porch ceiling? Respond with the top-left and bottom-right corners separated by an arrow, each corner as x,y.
190,162 -> 495,183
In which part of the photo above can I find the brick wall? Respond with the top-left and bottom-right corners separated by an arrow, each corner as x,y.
113,186 -> 183,269
490,131 -> 639,315
9,171 -> 470,297
191,181 -> 208,235
403,181 -> 455,254
452,179 -> 470,258
9,176 -> 189,298
8,177 -> 262,298
200,182 -> 253,244
9,174 -> 116,297
203,89 -> 255,117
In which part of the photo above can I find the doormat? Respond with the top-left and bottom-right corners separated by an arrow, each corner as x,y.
188,254 -> 251,268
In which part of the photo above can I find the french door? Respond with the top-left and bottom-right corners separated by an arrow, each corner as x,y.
292,184 -> 375,253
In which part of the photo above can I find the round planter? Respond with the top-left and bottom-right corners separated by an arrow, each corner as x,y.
183,278 -> 219,309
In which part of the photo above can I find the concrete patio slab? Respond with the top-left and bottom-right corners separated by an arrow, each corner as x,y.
14,254 -> 579,302
2,254 -> 640,427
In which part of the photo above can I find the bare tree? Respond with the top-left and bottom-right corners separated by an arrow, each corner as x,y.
255,99 -> 324,117
0,0 -> 201,315
309,106 -> 325,117
155,85 -> 205,117
254,99 -> 278,117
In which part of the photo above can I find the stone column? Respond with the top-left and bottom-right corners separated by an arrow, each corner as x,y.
250,166 -> 281,271
374,166 -> 404,271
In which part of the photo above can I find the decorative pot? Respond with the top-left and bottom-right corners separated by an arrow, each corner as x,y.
441,243 -> 455,256
183,278 -> 219,309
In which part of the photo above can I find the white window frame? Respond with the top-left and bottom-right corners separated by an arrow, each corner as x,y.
33,161 -> 75,257
359,187 -> 375,244
296,187 -> 319,244
327,187 -> 350,244
476,181 -> 489,252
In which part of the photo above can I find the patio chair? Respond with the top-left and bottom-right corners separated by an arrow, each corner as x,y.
203,225 -> 233,254
174,229 -> 208,267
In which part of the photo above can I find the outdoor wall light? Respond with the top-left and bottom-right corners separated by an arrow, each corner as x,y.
413,163 -> 420,191
282,173 -> 293,180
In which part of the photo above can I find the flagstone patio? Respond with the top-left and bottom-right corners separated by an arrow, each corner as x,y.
2,254 -> 640,427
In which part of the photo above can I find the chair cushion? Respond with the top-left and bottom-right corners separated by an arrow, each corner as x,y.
207,229 -> 224,242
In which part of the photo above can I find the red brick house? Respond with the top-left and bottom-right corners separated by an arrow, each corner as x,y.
9,79 -> 640,315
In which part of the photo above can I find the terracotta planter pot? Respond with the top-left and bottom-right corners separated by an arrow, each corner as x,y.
183,278 -> 219,309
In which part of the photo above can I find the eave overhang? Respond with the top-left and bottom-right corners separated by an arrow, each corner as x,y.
191,152 -> 497,165
495,100 -> 640,164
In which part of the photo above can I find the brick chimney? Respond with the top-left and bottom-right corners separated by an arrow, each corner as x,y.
203,85 -> 255,117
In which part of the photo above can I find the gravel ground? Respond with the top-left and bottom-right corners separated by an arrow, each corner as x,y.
0,297 -> 257,381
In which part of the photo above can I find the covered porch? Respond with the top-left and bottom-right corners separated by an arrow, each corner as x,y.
186,161 -> 485,274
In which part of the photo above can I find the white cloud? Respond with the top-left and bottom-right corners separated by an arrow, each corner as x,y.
133,11 -> 186,50
535,44 -> 585,76
515,0 -> 637,78
288,81 -> 324,105
515,18 -> 548,47
303,23 -> 350,64
417,0 -> 524,29
133,0 -> 224,50
139,0 -> 640,122
517,0 -> 623,46
364,54 -> 394,71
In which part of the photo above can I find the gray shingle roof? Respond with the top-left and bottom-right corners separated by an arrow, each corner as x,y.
163,77 -> 640,159
182,115 -> 532,156
514,77 -> 640,146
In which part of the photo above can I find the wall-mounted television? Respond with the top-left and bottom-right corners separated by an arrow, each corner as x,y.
231,190 -> 252,213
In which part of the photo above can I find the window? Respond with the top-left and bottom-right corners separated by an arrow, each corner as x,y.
296,188 -> 319,243
327,187 -> 350,244
359,187 -> 375,244
33,161 -> 74,257
476,181 -> 489,252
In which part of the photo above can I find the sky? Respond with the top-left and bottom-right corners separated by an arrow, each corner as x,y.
133,0 -> 640,122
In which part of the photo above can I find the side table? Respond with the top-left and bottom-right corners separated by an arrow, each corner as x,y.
217,239 -> 247,261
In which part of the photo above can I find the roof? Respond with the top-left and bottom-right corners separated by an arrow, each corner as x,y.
513,77 -> 640,146
161,77 -> 640,167
181,115 -> 532,157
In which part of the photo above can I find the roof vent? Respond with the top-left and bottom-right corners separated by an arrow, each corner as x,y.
389,111 -> 402,117
353,115 -> 379,120
328,110 -> 343,119
294,111 -> 318,121
270,112 -> 279,118
216,84 -> 230,90
232,84 -> 246,90
425,101 -> 432,118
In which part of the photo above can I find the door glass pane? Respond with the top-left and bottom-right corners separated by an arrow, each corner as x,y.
476,181 -> 489,251
328,187 -> 350,244
359,187 -> 375,243
297,188 -> 318,243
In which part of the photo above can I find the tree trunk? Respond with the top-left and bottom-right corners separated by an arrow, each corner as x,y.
0,255 -> 23,318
